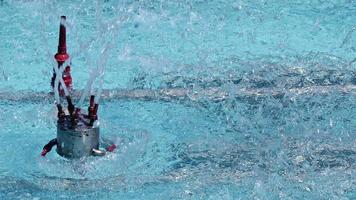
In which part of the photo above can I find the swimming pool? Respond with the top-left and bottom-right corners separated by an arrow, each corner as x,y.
0,0 -> 355,199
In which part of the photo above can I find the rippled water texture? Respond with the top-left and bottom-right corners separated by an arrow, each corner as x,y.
0,0 -> 355,199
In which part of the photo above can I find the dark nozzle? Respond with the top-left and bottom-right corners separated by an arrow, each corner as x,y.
93,104 -> 99,120
93,103 -> 99,120
58,16 -> 67,54
88,95 -> 95,119
74,108 -> 81,119
57,104 -> 65,119
89,104 -> 99,126
90,95 -> 95,107
66,96 -> 75,116
41,138 -> 57,156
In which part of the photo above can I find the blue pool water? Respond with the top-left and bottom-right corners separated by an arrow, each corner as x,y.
0,0 -> 355,199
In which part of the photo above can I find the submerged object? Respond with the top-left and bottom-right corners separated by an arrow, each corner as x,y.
55,96 -> 104,158
56,115 -> 104,158
42,16 -> 115,159
41,106 -> 115,158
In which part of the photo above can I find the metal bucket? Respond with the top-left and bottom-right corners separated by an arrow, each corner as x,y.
56,116 -> 105,158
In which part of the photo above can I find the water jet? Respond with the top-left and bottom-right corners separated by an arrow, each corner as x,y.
41,16 -> 115,159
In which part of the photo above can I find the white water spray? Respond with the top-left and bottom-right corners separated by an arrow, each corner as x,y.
77,4 -> 126,107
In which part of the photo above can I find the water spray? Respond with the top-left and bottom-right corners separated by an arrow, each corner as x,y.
42,16 -> 116,159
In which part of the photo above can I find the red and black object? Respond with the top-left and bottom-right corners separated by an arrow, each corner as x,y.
88,95 -> 95,119
51,16 -> 72,92
106,144 -> 117,152
41,138 -> 57,156
57,104 -> 65,120
42,16 -> 117,158
88,95 -> 99,126
66,96 -> 75,117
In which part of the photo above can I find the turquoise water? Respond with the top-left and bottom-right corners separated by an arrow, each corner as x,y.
0,0 -> 355,199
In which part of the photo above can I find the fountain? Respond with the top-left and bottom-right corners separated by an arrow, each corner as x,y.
41,16 -> 115,158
